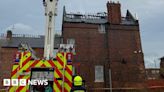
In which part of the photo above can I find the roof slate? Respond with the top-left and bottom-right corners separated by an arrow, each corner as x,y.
1,36 -> 61,48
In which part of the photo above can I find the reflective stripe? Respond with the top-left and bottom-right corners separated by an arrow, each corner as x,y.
10,52 -> 73,92
53,53 -> 72,92
9,65 -> 19,92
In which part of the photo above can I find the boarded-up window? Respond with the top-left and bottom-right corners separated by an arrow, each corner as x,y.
98,24 -> 106,33
95,65 -> 104,82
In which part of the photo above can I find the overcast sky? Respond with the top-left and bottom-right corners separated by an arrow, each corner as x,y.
0,0 -> 164,68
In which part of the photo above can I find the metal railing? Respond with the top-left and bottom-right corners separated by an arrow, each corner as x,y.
0,33 -> 43,39
65,13 -> 107,20
0,34 -> 5,39
12,34 -> 42,38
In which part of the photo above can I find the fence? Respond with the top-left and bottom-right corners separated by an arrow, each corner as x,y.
0,33 -> 43,39
0,34 -> 5,39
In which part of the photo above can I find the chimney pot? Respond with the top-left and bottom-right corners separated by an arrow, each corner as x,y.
6,30 -> 12,40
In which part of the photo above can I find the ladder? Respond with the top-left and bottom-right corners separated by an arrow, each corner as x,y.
43,0 -> 58,60
18,42 -> 37,59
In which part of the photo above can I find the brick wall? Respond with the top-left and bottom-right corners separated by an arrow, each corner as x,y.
62,22 -> 146,91
62,23 -> 107,90
107,1 -> 121,24
146,69 -> 160,80
0,48 -> 17,89
107,24 -> 146,88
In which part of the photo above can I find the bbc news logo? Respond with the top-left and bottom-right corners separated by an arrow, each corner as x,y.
3,79 -> 48,86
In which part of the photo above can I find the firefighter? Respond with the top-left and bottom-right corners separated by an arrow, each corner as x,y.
71,75 -> 86,92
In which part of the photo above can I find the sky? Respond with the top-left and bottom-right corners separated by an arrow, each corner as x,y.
0,0 -> 164,68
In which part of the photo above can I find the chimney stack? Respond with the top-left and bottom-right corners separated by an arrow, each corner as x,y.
107,1 -> 121,24
160,57 -> 164,69
6,30 -> 12,40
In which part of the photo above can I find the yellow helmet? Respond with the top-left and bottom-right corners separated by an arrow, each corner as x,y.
74,76 -> 83,86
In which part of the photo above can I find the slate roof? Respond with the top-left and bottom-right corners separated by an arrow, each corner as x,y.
1,34 -> 61,48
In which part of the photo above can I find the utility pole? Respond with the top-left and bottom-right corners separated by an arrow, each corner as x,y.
109,69 -> 112,92
154,60 -> 157,68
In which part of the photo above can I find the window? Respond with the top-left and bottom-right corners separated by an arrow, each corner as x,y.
95,65 -> 104,82
98,24 -> 106,33
152,70 -> 156,74
67,38 -> 75,44
156,70 -> 160,73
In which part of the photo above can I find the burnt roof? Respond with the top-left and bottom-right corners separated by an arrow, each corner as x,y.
64,13 -> 108,24
63,6 -> 138,25
0,34 -> 61,48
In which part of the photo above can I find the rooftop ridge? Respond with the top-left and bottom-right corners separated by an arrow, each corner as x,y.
0,33 -> 42,38
0,32 -> 61,39
12,34 -> 42,38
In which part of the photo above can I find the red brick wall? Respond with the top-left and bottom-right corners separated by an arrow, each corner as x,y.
62,22 -> 146,91
0,48 -> 17,89
33,48 -> 44,58
107,2 -> 121,24
107,25 -> 146,88
63,23 -> 107,90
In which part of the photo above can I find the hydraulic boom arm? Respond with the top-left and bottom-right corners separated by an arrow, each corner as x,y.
43,0 -> 58,59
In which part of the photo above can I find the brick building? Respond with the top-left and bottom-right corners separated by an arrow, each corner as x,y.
145,57 -> 164,80
160,57 -> 164,78
0,31 -> 61,89
145,56 -> 164,80
62,1 -> 146,91
145,58 -> 164,91
160,57 -> 164,68
146,68 -> 160,80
